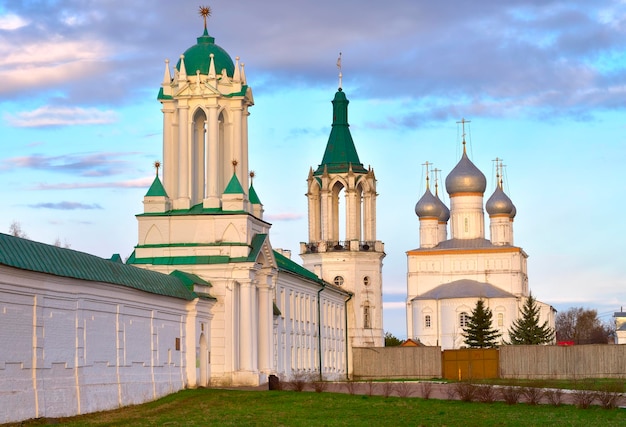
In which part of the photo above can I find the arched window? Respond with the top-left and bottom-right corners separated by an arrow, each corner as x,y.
459,312 -> 470,328
497,312 -> 504,327
425,315 -> 431,328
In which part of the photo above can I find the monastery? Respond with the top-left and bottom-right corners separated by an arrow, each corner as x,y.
0,8 -> 554,423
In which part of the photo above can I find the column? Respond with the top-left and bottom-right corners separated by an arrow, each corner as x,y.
239,281 -> 253,371
174,105 -> 190,209
204,105 -> 220,208
257,283 -> 272,372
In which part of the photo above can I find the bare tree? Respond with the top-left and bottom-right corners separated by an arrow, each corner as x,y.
556,307 -> 611,344
8,221 -> 28,239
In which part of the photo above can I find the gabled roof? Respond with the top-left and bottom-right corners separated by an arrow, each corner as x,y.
0,233 -> 199,301
411,279 -> 516,301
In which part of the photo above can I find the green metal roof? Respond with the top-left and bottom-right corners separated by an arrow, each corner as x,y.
224,172 -> 245,194
169,269 -> 212,288
273,250 -> 325,286
136,202 -> 254,217
314,89 -> 367,175
145,175 -> 168,197
248,183 -> 261,205
0,233 -> 198,301
176,29 -> 235,77
157,87 -> 173,101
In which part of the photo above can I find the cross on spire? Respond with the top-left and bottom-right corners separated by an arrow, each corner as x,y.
456,118 -> 471,152
337,52 -> 343,89
422,160 -> 431,189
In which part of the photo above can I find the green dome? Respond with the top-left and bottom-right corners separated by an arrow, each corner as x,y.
176,29 -> 235,77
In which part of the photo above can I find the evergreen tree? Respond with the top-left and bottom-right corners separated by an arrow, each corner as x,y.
463,299 -> 501,348
507,292 -> 555,345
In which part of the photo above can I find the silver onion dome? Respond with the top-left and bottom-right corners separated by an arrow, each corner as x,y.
415,188 -> 442,218
486,185 -> 515,216
445,151 -> 487,195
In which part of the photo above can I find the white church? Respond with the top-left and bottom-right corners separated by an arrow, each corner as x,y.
0,9 -> 554,423
407,134 -> 555,349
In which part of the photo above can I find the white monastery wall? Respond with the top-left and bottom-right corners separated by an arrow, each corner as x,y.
0,266 -> 206,424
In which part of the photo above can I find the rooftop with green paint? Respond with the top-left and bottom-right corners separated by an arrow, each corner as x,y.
314,88 -> 367,175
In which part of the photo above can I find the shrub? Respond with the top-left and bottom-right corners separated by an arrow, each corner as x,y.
288,372 -> 310,392
344,380 -> 358,395
455,382 -> 477,402
572,389 -> 597,409
596,383 -> 623,410
381,382 -> 394,398
395,382 -> 414,398
312,380 -> 328,393
419,382 -> 433,399
521,387 -> 544,405
544,389 -> 563,406
500,386 -> 522,405
475,384 -> 498,403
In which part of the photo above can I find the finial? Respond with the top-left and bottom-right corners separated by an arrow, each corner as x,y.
434,168 -> 442,196
456,118 -> 471,153
154,160 -> 161,176
493,157 -> 501,188
249,170 -> 255,183
422,161 -> 431,189
231,159 -> 238,173
337,52 -> 342,89
199,6 -> 211,31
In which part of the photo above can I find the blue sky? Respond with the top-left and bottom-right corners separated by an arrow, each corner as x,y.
1,1 -> 625,338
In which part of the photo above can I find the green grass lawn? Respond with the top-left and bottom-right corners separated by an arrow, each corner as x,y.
6,388 -> 625,427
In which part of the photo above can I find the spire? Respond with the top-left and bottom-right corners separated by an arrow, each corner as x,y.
145,161 -> 168,197
162,59 -> 171,85
337,52 -> 342,89
208,53 -> 216,79
314,87 -> 367,175
233,56 -> 241,82
178,54 -> 187,81
240,62 -> 246,84
248,171 -> 262,204
457,117 -> 471,155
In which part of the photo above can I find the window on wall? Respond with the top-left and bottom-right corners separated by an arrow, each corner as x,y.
363,304 -> 371,329
425,315 -> 431,328
459,312 -> 470,328
333,276 -> 344,286
497,313 -> 504,327
464,218 -> 469,233
363,276 -> 370,286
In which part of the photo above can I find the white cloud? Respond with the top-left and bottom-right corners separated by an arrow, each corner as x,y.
5,106 -> 117,127
32,177 -> 153,190
0,14 -> 28,30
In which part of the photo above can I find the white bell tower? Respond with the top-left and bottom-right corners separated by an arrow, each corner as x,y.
300,82 -> 385,356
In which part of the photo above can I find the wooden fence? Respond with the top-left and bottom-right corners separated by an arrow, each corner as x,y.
352,347 -> 441,379
352,345 -> 626,380
499,345 -> 626,379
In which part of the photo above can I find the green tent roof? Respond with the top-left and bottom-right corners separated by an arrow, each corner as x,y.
249,183 -> 261,204
145,175 -> 168,197
314,89 -> 367,175
0,233 -> 199,301
224,172 -> 245,195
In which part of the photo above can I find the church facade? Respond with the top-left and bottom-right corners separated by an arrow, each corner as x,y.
0,15 -> 385,423
407,138 -> 555,349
